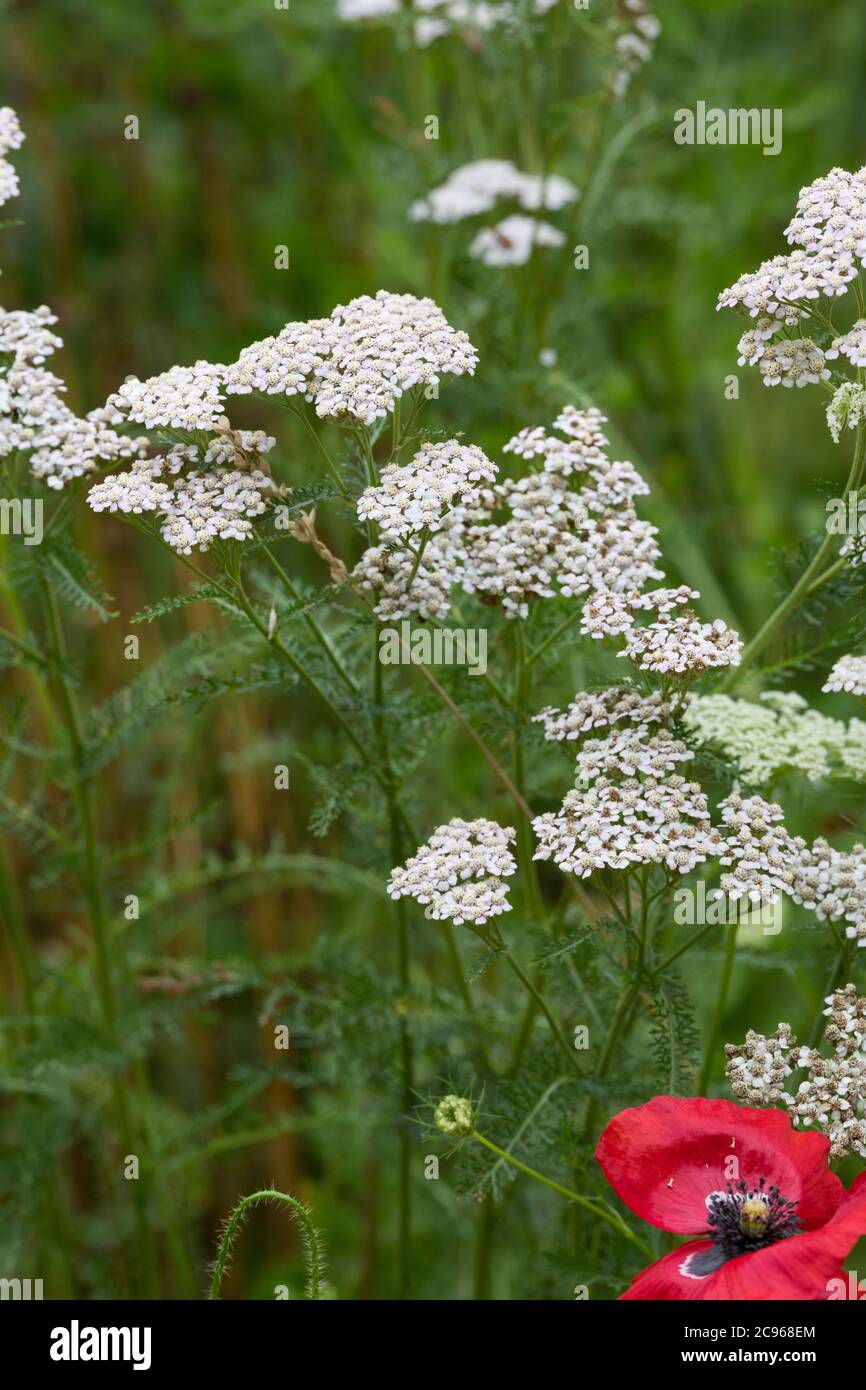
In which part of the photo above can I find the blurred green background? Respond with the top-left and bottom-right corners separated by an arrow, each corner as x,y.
2,0 -> 866,1299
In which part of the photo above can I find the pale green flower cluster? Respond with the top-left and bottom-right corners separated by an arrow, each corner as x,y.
683,691 -> 866,785
434,1095 -> 473,1137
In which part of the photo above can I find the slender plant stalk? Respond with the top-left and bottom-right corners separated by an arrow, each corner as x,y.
471,1131 -> 653,1259
372,628 -> 414,1298
209,1188 -> 325,1299
580,981 -> 641,1140
502,950 -> 581,1075
38,574 -> 162,1296
721,418 -> 866,688
696,923 -> 738,1096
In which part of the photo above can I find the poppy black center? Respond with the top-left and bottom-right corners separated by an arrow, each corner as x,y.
686,1177 -> 802,1278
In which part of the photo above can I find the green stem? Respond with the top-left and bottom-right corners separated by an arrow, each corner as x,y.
652,920 -> 716,976
286,403 -> 351,499
502,949 -> 581,1075
526,605 -> 584,666
209,1188 -> 325,1300
471,1132 -> 653,1259
580,982 -> 640,1140
721,419 -> 866,689
260,543 -> 358,694
373,628 -> 414,1299
0,841 -> 35,1013
405,527 -> 431,589
38,574 -> 161,1298
697,924 -> 738,1096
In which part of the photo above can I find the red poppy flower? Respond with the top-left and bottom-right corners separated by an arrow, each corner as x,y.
595,1095 -> 866,1300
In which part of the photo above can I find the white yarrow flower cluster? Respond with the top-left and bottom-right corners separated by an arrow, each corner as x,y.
87,450 -> 273,554
533,705 -> 721,877
533,685 -> 671,742
388,818 -> 517,927
409,159 -> 577,225
533,773 -> 719,878
0,305 -> 63,364
226,290 -> 478,427
611,1 -> 661,99
581,584 -> 742,677
409,161 -> 577,269
574,726 -> 693,784
353,535 -> 457,620
339,0 -> 562,47
359,404 -> 663,623
824,653 -> 866,697
790,839 -> 866,948
622,612 -> 742,676
0,315 -> 147,488
826,381 -> 866,443
356,439 -> 497,539
726,985 -> 866,1159
825,319 -> 866,368
738,334 -> 830,389
460,407 -> 662,618
0,106 -> 25,209
720,163 -> 866,396
107,360 -> 228,433
716,792 -> 803,905
469,214 -> 565,267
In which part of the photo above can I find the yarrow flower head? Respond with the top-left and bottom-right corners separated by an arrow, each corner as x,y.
823,653 -> 866,697
355,405 -> 663,623
0,314 -> 148,489
0,106 -> 25,209
533,685 -> 672,743
387,818 -> 517,928
225,290 -> 478,427
611,1 -> 661,99
107,360 -> 228,433
716,791 -> 804,905
533,772 -> 719,878
790,837 -> 866,950
408,156 -> 577,267
726,985 -> 866,1160
0,305 -> 62,365
469,214 -> 565,268
339,0 -> 564,48
719,163 -> 866,402
356,439 -> 497,539
596,1095 -> 866,1298
409,158 -> 577,225
581,585 -> 742,679
87,434 -> 276,553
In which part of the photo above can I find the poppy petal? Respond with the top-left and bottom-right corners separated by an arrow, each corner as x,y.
618,1241 -> 722,1300
595,1096 -> 843,1234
